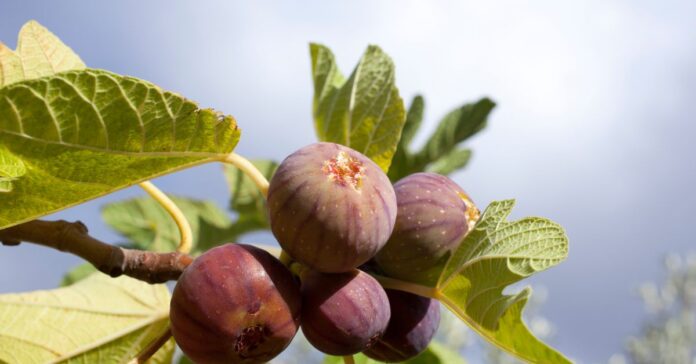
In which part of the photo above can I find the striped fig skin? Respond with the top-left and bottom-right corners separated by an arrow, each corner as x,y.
363,290 -> 441,362
300,269 -> 391,355
268,142 -> 397,273
376,172 -> 479,285
170,244 -> 301,364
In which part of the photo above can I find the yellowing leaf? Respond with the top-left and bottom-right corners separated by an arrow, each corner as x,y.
0,20 -> 85,87
0,273 -> 172,363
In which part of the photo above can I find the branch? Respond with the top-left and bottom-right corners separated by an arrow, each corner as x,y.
0,220 -> 192,284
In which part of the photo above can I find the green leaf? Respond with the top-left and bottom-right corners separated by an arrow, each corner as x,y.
415,98 -> 494,167
0,273 -> 172,363
60,263 -> 96,286
0,21 -> 240,230
223,159 -> 277,217
0,146 -> 26,193
310,43 -> 406,172
434,200 -> 570,363
322,342 -> 465,364
400,95 -> 425,148
388,96 -> 424,181
426,148 -> 472,175
102,196 -> 233,254
0,68 -> 240,230
0,20 -> 85,87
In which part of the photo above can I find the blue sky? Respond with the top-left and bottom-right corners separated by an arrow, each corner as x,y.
1,1 -> 695,362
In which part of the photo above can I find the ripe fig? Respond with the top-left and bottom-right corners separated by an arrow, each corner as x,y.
170,244 -> 301,364
376,172 -> 480,284
300,269 -> 391,355
268,142 -> 397,273
363,289 -> 441,362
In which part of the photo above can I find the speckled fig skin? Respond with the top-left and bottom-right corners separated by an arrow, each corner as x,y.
300,269 -> 391,355
376,172 -> 480,285
170,244 -> 301,364
268,142 -> 397,273
363,289 -> 441,362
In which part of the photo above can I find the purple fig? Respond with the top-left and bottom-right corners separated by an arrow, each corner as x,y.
376,172 -> 480,285
170,244 -> 301,364
363,289 -> 441,362
268,142 -> 397,273
300,269 -> 391,355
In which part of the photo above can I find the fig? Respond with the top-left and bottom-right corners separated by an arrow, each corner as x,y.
268,142 -> 397,273
376,172 -> 480,284
300,269 -> 391,355
170,244 -> 301,364
363,289 -> 441,362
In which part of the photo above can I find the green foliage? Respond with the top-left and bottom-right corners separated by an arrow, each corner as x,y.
223,159 -> 278,231
433,200 -> 570,363
388,96 -> 494,181
0,146 -> 26,192
0,20 -> 573,364
323,342 -> 466,364
0,273 -> 172,363
0,20 -> 85,87
310,43 -> 406,172
102,196 -> 233,254
0,22 -> 240,230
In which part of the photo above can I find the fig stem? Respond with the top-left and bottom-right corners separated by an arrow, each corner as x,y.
219,152 -> 270,198
138,181 -> 193,254
370,273 -> 437,299
279,250 -> 293,266
343,356 -> 355,364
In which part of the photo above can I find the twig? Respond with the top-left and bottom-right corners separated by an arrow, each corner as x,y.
343,356 -> 355,364
0,220 -> 192,284
138,180 -> 193,254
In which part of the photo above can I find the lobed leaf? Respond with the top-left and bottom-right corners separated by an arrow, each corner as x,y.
310,43 -> 406,172
0,273 -> 172,363
433,200 -> 570,363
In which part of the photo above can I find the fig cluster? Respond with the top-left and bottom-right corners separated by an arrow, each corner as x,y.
169,142 -> 480,363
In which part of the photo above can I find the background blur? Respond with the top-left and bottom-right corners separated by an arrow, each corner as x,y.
1,1 -> 695,363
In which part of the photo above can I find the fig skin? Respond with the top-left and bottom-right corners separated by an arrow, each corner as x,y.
376,172 -> 480,285
268,142 -> 397,273
300,269 -> 391,355
363,290 -> 441,362
170,244 -> 301,364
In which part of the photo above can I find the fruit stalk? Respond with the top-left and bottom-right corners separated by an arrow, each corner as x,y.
139,180 -> 193,254
219,152 -> 271,197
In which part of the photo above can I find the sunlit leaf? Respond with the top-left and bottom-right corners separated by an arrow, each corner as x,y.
0,22 -> 240,230
0,273 -> 172,363
310,43 -> 405,172
0,20 -> 85,87
433,200 -> 570,363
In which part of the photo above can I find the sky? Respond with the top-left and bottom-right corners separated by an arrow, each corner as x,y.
1,1 -> 696,363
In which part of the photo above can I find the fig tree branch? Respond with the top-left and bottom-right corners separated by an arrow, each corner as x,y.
0,220 -> 192,284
